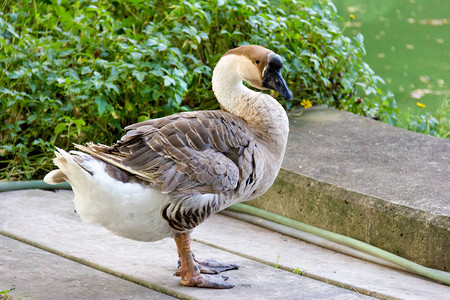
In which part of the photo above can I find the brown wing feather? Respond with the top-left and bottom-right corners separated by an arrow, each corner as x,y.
81,111 -> 256,195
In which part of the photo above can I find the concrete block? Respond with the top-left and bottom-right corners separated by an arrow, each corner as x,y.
248,107 -> 450,271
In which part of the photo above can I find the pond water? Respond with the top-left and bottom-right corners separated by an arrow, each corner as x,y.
333,0 -> 449,114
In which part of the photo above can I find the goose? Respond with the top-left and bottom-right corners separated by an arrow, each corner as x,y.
44,45 -> 293,289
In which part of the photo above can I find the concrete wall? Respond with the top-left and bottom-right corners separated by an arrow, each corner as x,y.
248,107 -> 449,271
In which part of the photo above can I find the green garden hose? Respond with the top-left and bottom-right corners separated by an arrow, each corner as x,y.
0,180 -> 71,192
226,203 -> 450,286
1,180 -> 449,286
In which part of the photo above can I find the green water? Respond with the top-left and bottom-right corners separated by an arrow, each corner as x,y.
333,0 -> 449,114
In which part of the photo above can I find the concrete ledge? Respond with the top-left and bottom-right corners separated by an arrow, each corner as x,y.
0,190 -> 375,299
2,189 -> 449,299
249,107 -> 449,271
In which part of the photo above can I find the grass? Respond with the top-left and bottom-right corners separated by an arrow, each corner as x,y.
0,289 -> 14,300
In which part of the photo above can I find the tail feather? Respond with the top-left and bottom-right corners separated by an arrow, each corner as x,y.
44,150 -> 69,184
44,147 -> 91,186
74,143 -> 153,182
44,169 -> 67,184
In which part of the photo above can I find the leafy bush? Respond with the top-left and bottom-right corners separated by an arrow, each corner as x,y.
0,0 -> 397,180
403,98 -> 450,139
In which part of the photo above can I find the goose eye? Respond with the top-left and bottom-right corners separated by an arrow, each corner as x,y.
254,59 -> 260,65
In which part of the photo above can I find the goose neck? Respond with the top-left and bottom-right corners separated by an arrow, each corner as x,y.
211,55 -> 289,148
212,55 -> 256,117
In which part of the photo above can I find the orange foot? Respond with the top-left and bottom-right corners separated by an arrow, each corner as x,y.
174,233 -> 238,289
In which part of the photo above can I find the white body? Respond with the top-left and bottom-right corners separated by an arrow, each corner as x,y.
45,150 -> 175,241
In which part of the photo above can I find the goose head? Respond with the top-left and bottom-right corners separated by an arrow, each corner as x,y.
213,45 -> 293,101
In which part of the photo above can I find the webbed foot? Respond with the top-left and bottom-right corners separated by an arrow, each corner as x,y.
194,258 -> 239,274
181,273 -> 234,289
176,256 -> 239,275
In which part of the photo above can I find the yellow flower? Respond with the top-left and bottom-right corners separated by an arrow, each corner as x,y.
349,14 -> 355,20
416,102 -> 426,108
277,16 -> 280,21
301,99 -> 313,109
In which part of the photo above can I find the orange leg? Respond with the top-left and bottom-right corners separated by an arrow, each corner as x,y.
174,233 -> 235,288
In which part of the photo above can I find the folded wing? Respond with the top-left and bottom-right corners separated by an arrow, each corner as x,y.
77,110 -> 257,196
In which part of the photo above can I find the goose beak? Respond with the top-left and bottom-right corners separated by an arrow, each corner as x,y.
261,54 -> 293,101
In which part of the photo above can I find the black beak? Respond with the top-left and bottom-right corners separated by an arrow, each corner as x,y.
261,54 -> 293,101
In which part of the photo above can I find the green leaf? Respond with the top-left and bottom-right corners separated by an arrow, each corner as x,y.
8,69 -> 25,79
177,79 -> 187,91
0,87 -> 13,95
131,52 -> 143,60
157,43 -> 168,52
54,123 -> 67,135
29,82 -> 37,93
109,67 -> 120,81
132,70 -> 146,83
58,49 -> 75,58
81,66 -> 92,75
64,69 -> 80,81
105,82 -> 119,94
0,145 -> 14,152
150,69 -> 164,77
163,76 -> 175,87
6,24 -> 19,38
92,71 -> 103,89
72,119 -> 86,127
46,48 -> 57,61
94,96 -> 110,116
145,38 -> 158,47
